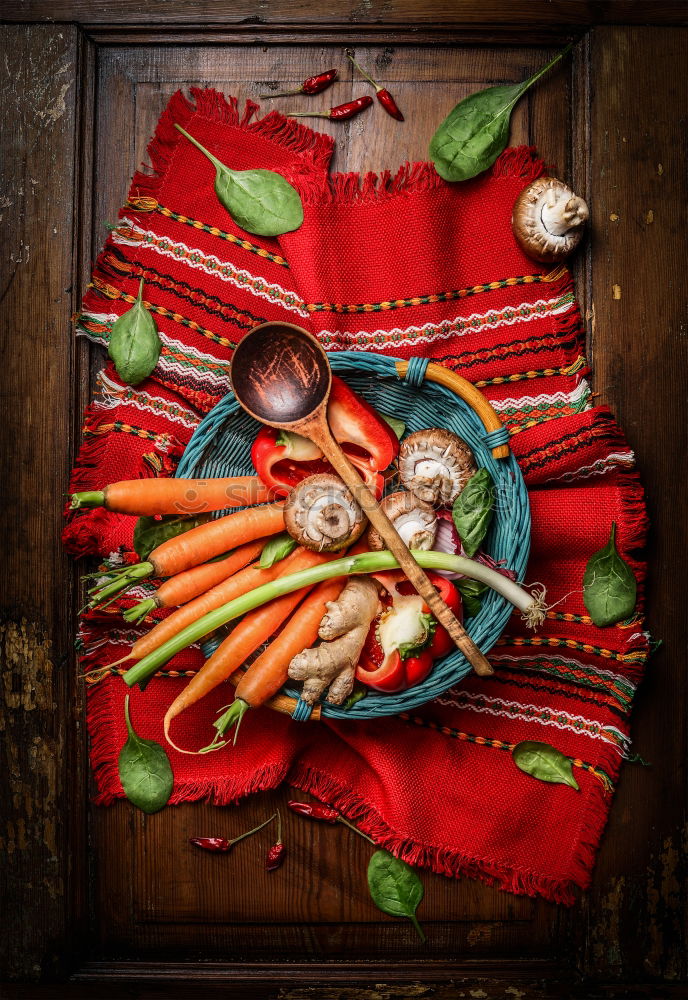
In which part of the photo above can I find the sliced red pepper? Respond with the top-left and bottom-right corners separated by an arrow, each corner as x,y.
357,645 -> 434,693
356,573 -> 461,692
251,426 -> 330,498
251,375 -> 398,498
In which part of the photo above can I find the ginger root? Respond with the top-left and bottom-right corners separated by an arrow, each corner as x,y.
288,576 -> 380,705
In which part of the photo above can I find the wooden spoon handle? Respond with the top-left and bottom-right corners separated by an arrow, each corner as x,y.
308,421 -> 494,677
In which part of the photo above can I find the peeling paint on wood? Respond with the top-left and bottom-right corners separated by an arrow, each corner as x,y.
0,23 -> 83,982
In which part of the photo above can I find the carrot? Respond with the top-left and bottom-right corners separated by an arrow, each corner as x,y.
202,578 -> 346,749
89,502 -> 286,605
70,475 -> 273,515
123,538 -> 266,623
163,550 -> 334,752
99,548 -> 308,678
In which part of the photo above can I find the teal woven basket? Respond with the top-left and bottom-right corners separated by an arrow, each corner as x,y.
175,351 -> 530,721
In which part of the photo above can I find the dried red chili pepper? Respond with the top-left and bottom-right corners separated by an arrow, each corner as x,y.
189,836 -> 232,853
265,810 -> 286,871
288,799 -> 377,844
190,812 -> 276,854
286,96 -> 373,121
345,49 -> 404,121
260,69 -> 338,99
287,800 -> 339,823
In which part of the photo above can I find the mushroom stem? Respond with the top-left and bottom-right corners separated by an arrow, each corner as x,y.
540,194 -> 589,236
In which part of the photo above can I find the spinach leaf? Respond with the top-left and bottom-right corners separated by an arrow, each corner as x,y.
118,695 -> 173,813
133,513 -> 210,561
452,468 -> 494,557
380,413 -> 406,440
176,125 -> 303,236
513,740 -> 579,791
367,849 -> 426,942
457,578 -> 487,618
259,531 -> 298,568
429,44 -> 572,182
341,686 -> 368,710
108,279 -> 161,386
583,521 -> 637,627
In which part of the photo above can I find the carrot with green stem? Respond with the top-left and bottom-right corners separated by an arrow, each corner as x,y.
70,475 -> 273,515
163,551 -> 335,753
89,502 -> 285,605
202,578 -> 346,751
122,549 -> 547,691
87,547 -> 309,683
124,537 -> 267,623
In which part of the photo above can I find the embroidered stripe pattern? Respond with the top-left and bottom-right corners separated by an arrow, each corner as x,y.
97,373 -> 201,430
76,314 -> 232,389
517,420 -> 619,475
490,654 -> 635,711
112,221 -> 309,316
471,356 -> 587,387
435,689 -> 630,752
125,196 -> 289,267
547,452 -> 636,483
85,666 -> 197,684
491,382 -> 592,434
307,268 -> 566,314
89,277 -> 239,350
99,252 -> 267,328
433,332 -> 582,373
497,635 -> 648,665
318,293 -> 575,351
398,713 -> 614,793
84,419 -> 180,451
543,610 -> 643,630
489,674 -> 630,720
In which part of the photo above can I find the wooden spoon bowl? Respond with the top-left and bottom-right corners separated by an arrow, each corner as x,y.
230,322 -> 493,676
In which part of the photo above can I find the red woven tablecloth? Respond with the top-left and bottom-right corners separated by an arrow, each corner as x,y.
66,89 -> 649,904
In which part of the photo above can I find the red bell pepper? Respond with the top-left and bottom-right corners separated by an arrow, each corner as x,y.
356,574 -> 461,693
251,375 -> 399,497
251,426 -> 330,497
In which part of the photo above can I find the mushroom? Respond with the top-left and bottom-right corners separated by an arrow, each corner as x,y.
284,473 -> 367,552
398,428 -> 476,507
367,491 -> 438,551
511,177 -> 589,263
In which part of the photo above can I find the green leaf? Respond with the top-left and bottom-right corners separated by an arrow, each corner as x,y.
259,531 -> 298,569
108,279 -> 162,385
341,686 -> 368,710
429,44 -> 573,182
583,521 -> 637,627
133,513 -> 210,561
380,413 -> 406,440
118,695 -> 173,813
512,740 -> 579,791
367,850 -> 426,942
456,578 -> 487,618
452,468 -> 494,557
176,125 -> 303,237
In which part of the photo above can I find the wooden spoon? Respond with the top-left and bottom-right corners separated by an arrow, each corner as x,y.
230,322 -> 493,676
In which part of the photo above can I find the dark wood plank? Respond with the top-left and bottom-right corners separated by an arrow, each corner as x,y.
89,39 -> 574,965
0,24 -> 90,980
3,0 -> 688,27
560,25 -> 688,982
2,17 -> 687,991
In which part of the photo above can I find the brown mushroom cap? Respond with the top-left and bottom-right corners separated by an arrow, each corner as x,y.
511,176 -> 589,263
398,428 -> 476,507
284,473 -> 367,552
367,491 -> 438,551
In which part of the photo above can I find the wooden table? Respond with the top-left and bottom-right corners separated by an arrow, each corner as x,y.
1,3 -> 687,996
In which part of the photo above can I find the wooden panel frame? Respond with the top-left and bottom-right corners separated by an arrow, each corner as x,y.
1,5 -> 686,995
